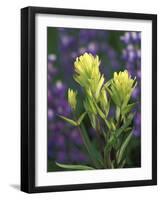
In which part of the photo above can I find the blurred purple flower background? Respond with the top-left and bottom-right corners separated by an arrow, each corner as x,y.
120,32 -> 141,137
47,28 -> 141,171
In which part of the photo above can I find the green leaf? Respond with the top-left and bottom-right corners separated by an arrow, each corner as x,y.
95,75 -> 104,99
104,144 -> 111,161
105,99 -> 110,117
121,93 -> 131,109
104,131 -> 118,167
104,134 -> 116,155
111,84 -> 122,100
111,121 -> 116,131
91,96 -> 106,119
95,103 -> 106,119
124,127 -> 132,133
56,162 -> 95,170
116,106 -> 120,122
59,115 -> 78,126
121,103 -> 136,115
115,113 -> 134,137
104,142 -> 114,168
102,129 -> 108,140
86,93 -> 106,120
99,89 -> 110,117
106,87 -> 121,107
107,118 -> 116,131
104,79 -> 112,88
117,132 -> 133,164
77,112 -> 87,125
104,119 -> 111,130
88,113 -> 97,129
132,79 -> 137,90
80,123 -> 104,168
119,159 -> 126,168
85,96 -> 97,114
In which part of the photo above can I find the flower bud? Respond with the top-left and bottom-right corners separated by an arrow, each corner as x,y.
68,89 -> 77,111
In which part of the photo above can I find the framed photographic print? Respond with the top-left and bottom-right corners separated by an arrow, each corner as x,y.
21,6 -> 157,193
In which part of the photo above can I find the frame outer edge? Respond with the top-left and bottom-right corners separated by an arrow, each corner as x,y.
152,14 -> 157,185
21,7 -> 36,193
21,7 -> 30,193
28,6 -> 36,193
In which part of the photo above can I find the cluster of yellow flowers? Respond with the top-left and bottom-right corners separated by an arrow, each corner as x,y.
68,53 -> 136,119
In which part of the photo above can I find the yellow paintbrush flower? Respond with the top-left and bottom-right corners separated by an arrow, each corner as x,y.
74,52 -> 101,82
109,70 -> 137,108
68,89 -> 77,111
73,52 -> 104,100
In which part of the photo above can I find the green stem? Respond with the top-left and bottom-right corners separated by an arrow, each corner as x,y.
72,112 -> 101,168
104,149 -> 113,168
96,125 -> 105,160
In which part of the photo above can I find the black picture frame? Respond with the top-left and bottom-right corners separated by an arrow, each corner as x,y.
21,6 -> 157,193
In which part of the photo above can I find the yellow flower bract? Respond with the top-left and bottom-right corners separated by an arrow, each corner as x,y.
112,70 -> 136,105
68,89 -> 77,110
74,52 -> 104,100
